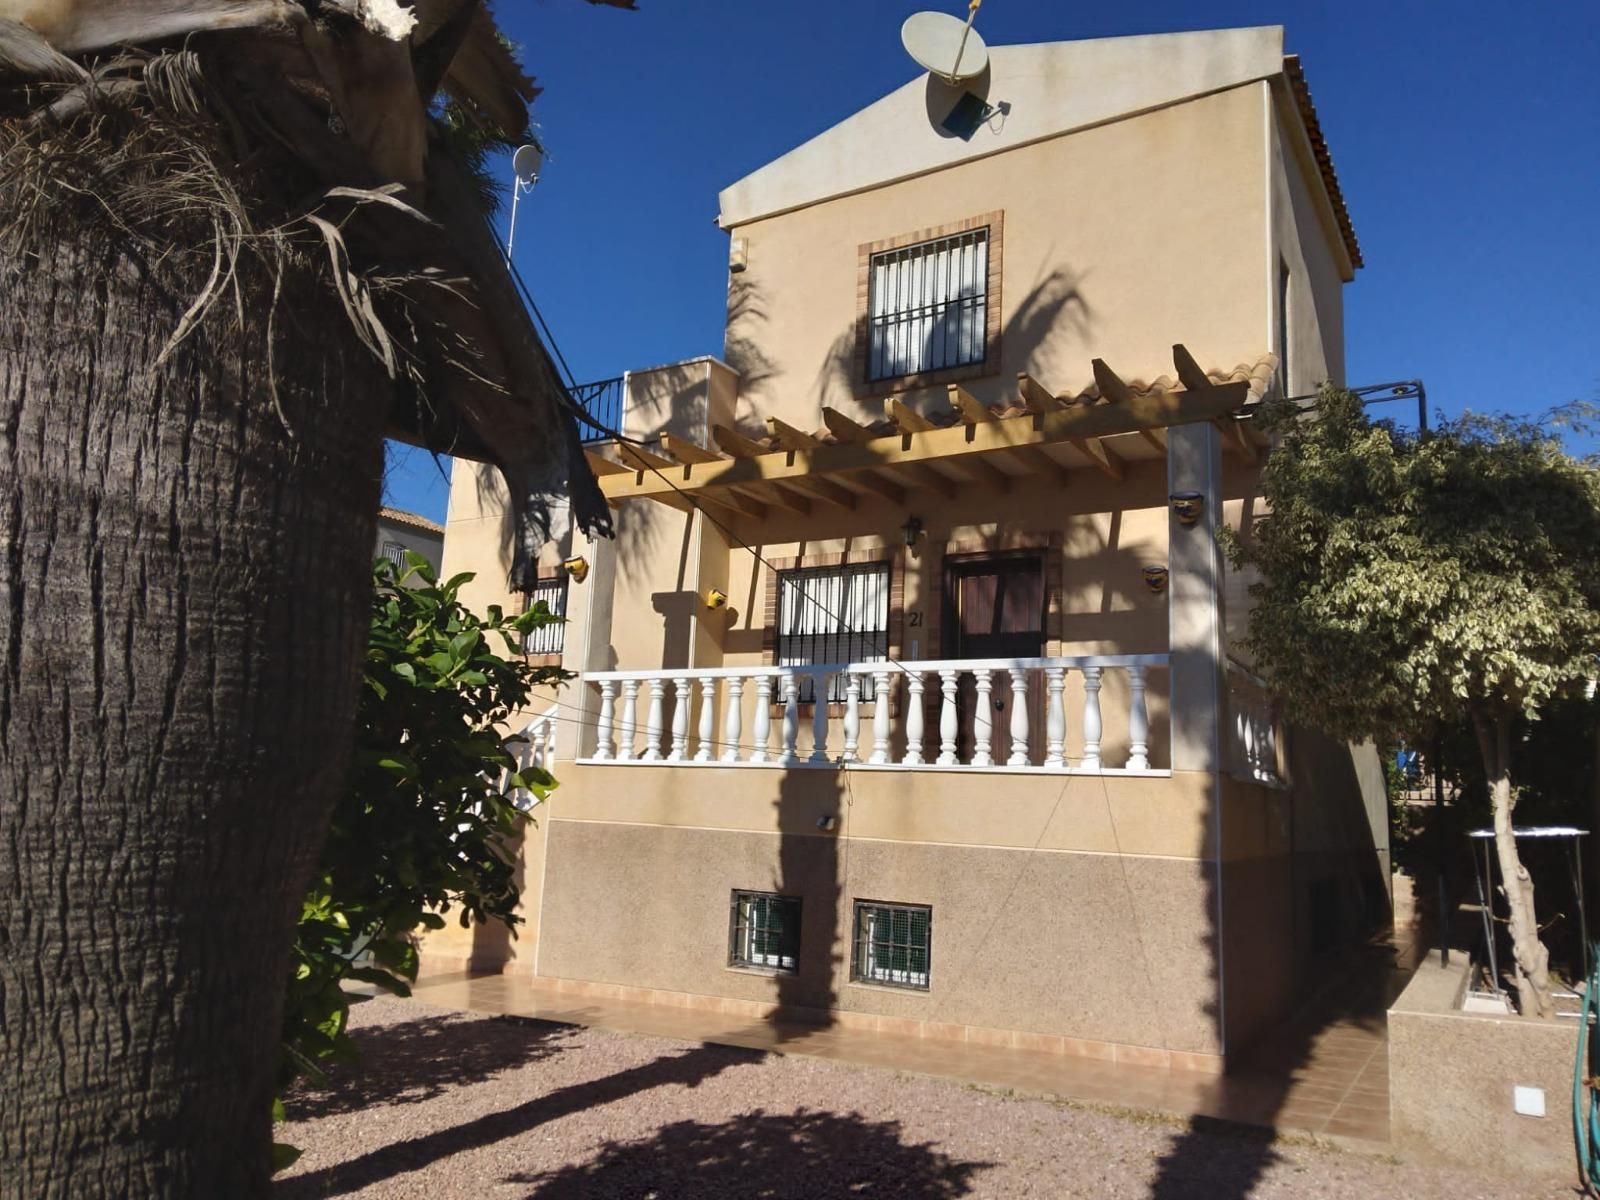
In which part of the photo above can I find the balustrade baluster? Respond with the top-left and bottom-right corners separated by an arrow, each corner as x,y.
1126,665 -> 1150,770
809,672 -> 832,764
842,674 -> 862,762
750,676 -> 773,763
1008,667 -> 1031,766
1081,666 -> 1103,770
781,673 -> 801,764
937,669 -> 959,765
618,678 -> 640,761
532,726 -> 548,773
903,672 -> 926,765
1044,667 -> 1066,768
595,680 -> 617,760
972,671 -> 994,767
870,670 -> 892,764
695,677 -> 717,762
722,677 -> 744,763
667,677 -> 691,761
642,679 -> 666,761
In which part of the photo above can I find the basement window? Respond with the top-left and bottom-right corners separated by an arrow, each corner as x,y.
867,228 -> 989,381
852,901 -> 931,991
729,891 -> 801,973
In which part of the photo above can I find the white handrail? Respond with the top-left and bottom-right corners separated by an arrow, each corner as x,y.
583,653 -> 1170,683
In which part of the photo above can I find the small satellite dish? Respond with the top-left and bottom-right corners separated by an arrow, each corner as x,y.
901,9 -> 989,84
511,143 -> 543,188
504,142 -> 545,258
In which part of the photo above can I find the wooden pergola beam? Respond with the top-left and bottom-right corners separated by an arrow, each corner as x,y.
711,423 -> 767,460
947,455 -> 1012,493
821,406 -> 875,443
599,381 -> 1249,504
885,397 -> 937,434
1016,372 -> 1060,414
1171,343 -> 1211,393
618,442 -> 679,473
767,416 -> 821,451
1092,358 -> 1133,405
780,473 -> 858,510
1137,426 -> 1169,454
849,468 -> 908,505
948,384 -> 996,425
1070,436 -> 1125,482
756,482 -> 812,515
660,432 -> 724,465
892,463 -> 958,500
1006,444 -> 1070,484
694,488 -> 760,522
584,449 -> 631,476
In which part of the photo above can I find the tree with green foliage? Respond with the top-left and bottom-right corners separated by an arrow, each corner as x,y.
276,552 -> 564,1165
1227,387 -> 1600,1018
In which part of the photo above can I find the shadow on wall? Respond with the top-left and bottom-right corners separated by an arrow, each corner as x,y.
507,1106 -> 990,1199
724,272 -> 780,401
770,761 -> 845,1036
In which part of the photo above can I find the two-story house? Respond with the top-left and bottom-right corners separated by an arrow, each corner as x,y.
427,25 -> 1389,1075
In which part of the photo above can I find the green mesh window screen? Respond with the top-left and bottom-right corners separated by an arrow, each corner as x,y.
729,891 -> 801,972
852,901 -> 931,990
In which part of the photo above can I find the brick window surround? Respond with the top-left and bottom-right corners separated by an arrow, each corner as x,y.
853,210 -> 1004,399
922,532 -> 1065,662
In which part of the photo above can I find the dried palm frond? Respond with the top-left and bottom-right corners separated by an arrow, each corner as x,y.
0,0 -> 630,586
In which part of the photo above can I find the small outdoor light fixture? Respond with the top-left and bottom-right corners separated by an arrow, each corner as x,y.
1169,492 -> 1205,527
1142,565 -> 1170,594
562,555 -> 590,583
705,587 -> 728,610
817,815 -> 838,832
902,515 -> 925,548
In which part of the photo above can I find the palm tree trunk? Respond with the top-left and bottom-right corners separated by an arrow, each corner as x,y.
1471,707 -> 1554,1018
0,220 -> 391,1189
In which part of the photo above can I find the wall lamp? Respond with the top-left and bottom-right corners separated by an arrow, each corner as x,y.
705,588 -> 728,610
562,556 -> 589,583
1169,492 -> 1205,527
902,515 -> 925,548
1142,565 -> 1170,595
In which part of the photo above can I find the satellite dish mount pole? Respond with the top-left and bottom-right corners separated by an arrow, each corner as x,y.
950,0 -> 983,84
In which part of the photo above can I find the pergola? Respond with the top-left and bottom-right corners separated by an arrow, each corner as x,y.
588,345 -> 1276,521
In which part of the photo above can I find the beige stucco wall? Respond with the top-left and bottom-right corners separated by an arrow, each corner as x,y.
721,84 -> 1270,437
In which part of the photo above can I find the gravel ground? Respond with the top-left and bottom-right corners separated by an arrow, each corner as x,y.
276,997 -> 1569,1200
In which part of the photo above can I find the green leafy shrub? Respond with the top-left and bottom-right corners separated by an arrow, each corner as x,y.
275,552 -> 565,1157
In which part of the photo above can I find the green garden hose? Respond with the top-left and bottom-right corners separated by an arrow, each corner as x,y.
1576,945 -> 1600,1193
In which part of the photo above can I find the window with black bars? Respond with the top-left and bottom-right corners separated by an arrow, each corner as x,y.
728,891 -> 800,972
852,901 -> 931,991
867,227 -> 989,382
522,577 -> 567,656
774,562 -> 890,703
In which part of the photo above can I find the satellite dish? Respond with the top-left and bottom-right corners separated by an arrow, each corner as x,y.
504,142 -> 544,259
901,8 -> 989,84
511,143 -> 543,188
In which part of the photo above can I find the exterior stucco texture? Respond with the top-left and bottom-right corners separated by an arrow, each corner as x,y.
538,819 -> 1222,1055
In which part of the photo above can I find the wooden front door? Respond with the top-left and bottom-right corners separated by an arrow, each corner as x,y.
943,554 -> 1046,763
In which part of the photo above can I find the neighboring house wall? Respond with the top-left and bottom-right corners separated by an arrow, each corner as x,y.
374,508 -> 444,576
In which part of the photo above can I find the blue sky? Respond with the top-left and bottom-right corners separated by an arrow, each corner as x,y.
384,0 -> 1600,522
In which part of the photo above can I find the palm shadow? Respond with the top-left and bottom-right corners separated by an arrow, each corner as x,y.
283,1008 -> 572,1121
507,1106 -> 991,1199
277,1041 -> 761,1198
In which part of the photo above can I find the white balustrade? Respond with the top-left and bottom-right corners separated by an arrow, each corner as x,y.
1226,662 -> 1284,787
578,655 -> 1171,774
503,706 -> 558,809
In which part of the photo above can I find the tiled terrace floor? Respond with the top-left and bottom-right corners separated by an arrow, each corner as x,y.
409,940 -> 1411,1148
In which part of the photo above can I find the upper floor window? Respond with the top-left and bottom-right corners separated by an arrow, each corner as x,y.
380,541 -> 408,567
523,576 -> 568,657
775,561 -> 890,703
867,228 -> 989,382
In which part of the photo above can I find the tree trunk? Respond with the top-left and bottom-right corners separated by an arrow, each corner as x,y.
1471,707 -> 1555,1018
0,220 -> 391,1187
